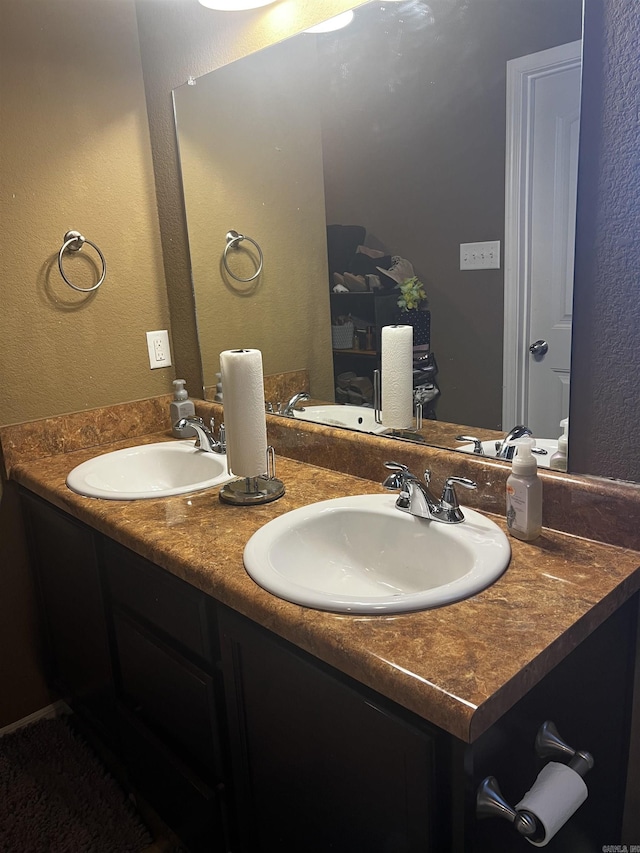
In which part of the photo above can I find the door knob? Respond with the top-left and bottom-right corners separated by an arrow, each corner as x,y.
529,339 -> 549,356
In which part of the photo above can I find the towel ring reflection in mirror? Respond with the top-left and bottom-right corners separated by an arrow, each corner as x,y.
223,230 -> 264,282
57,230 -> 107,292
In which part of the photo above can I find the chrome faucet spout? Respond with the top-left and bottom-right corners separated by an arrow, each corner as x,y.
281,392 -> 311,417
496,425 -> 533,460
174,416 -> 225,453
382,462 -> 439,520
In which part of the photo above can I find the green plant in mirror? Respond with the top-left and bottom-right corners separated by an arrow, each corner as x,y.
396,276 -> 427,312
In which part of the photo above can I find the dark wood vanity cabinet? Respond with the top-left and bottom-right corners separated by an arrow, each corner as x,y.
218,605 -> 455,852
21,490 -> 638,853
21,491 -> 230,853
219,601 -> 638,853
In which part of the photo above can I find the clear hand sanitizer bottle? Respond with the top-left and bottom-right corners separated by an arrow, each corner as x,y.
506,437 -> 542,541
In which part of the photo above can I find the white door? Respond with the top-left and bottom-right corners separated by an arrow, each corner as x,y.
503,41 -> 581,440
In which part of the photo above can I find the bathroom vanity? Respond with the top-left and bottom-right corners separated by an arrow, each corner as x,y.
2,399 -> 639,852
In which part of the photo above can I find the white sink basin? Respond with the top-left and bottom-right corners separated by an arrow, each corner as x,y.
244,494 -> 510,613
66,440 -> 233,500
458,438 -> 558,468
291,405 -> 386,434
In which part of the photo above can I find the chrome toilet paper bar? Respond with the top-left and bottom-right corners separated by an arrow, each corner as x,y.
476,721 -> 594,845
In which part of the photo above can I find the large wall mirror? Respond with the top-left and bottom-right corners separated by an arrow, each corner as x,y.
173,0 -> 583,466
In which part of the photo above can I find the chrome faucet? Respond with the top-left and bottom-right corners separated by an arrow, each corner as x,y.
281,392 -> 311,417
174,416 -> 226,453
382,461 -> 477,523
495,424 -> 533,460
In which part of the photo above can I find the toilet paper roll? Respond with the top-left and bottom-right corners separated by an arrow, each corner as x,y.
516,761 -> 588,846
219,349 -> 268,478
381,325 -> 413,429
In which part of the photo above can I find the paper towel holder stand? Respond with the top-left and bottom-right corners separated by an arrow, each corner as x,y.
373,368 -> 427,441
220,445 -> 285,505
476,720 -> 594,842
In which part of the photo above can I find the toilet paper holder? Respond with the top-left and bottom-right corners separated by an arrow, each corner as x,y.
476,720 -> 594,841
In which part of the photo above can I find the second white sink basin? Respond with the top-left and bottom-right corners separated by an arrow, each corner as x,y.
244,494 -> 510,614
66,440 -> 234,500
291,405 -> 386,434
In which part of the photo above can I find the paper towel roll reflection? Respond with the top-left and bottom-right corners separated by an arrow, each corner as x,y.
220,349 -> 268,478
381,325 -> 413,429
516,761 -> 588,846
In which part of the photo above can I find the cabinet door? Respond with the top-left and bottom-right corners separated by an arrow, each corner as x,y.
219,606 -> 447,853
21,491 -> 114,736
117,704 -> 225,853
112,611 -> 223,782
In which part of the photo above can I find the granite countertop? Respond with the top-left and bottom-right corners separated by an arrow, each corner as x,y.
7,427 -> 640,744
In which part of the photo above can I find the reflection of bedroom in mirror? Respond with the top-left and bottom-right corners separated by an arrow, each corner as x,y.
173,0 -> 582,464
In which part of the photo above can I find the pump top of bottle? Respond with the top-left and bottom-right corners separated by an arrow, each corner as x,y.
557,418 -> 569,454
172,379 -> 189,402
510,437 -> 538,476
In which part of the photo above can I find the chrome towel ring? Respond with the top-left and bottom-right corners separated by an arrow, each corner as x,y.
57,230 -> 106,292
223,230 -> 264,283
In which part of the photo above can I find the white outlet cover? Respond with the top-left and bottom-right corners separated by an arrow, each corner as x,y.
146,330 -> 172,369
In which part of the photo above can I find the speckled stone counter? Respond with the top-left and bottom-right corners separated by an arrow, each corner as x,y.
3,399 -> 640,744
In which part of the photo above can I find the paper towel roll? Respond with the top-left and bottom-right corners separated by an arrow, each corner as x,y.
516,762 -> 588,846
381,325 -> 413,429
219,349 -> 268,478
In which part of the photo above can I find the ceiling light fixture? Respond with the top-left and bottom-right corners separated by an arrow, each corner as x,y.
198,0 -> 278,11
304,11 -> 354,33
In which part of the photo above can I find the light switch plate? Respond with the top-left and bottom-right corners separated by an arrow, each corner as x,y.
460,241 -> 500,270
146,330 -> 172,369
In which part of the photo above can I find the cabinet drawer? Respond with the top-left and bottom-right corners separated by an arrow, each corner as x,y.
113,612 -> 222,780
103,538 -> 214,667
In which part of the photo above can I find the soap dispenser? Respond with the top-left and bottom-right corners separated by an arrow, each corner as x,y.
170,379 -> 196,437
506,438 -> 542,541
549,418 -> 569,472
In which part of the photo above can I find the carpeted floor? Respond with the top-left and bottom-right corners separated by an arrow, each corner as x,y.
0,716 -> 153,852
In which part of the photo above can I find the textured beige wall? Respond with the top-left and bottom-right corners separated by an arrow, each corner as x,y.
0,0 -> 169,728
0,0 -> 170,428
175,36 -> 334,400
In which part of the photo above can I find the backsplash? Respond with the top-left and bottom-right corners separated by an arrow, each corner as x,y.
1,393 -> 639,552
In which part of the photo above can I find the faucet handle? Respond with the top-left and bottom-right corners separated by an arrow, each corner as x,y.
382,461 -> 417,490
439,477 -> 477,522
456,435 -> 484,455
209,417 -> 226,452
442,476 -> 477,500
384,461 -> 410,474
